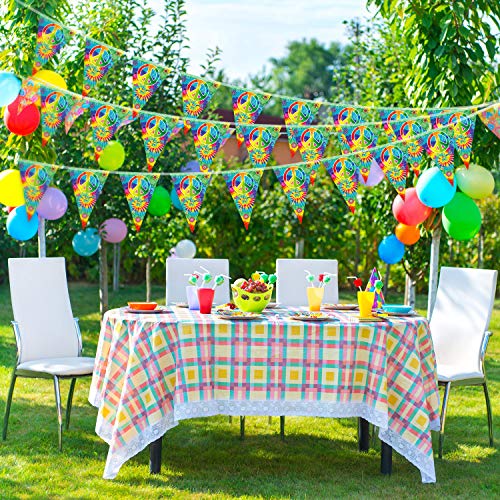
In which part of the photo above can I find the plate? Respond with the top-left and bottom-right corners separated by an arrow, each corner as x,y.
382,304 -> 413,314
380,310 -> 417,317
290,312 -> 333,322
265,302 -> 280,309
323,303 -> 358,311
125,306 -> 168,314
215,311 -> 262,321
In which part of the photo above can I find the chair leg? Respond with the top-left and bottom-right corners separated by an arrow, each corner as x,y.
280,416 -> 285,441
239,416 -> 245,440
53,376 -> 63,451
438,382 -> 451,459
66,378 -> 77,430
268,416 -> 272,425
2,370 -> 17,441
483,382 -> 494,447
228,416 -> 232,424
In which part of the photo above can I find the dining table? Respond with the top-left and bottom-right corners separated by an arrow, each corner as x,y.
89,304 -> 440,483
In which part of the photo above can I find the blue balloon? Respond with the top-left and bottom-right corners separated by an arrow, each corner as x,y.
0,72 -> 21,107
416,167 -> 456,208
72,228 -> 101,257
6,206 -> 39,241
170,187 -> 183,211
378,235 -> 405,265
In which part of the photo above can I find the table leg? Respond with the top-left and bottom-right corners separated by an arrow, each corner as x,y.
358,418 -> 370,452
149,436 -> 163,474
380,441 -> 393,475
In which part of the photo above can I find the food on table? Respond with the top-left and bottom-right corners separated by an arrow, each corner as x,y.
231,271 -> 275,313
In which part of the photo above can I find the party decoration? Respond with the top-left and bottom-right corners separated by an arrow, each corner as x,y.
324,156 -> 358,213
415,167 -> 456,208
132,60 -> 170,114
171,173 -> 211,232
378,235 -> 405,265
222,169 -> 263,229
4,96 -> 40,136
456,164 -> 495,200
18,160 -> 57,220
395,223 -> 421,245
442,192 -> 482,241
33,70 -> 67,90
282,99 -> 321,156
189,119 -> 232,172
65,98 -> 89,133
0,72 -> 21,107
425,129 -> 455,185
120,173 -> 160,231
0,169 -> 25,207
83,39 -> 122,96
176,239 -> 197,259
238,124 -> 281,168
379,109 -> 417,141
98,141 -> 126,171
69,169 -> 109,227
72,227 -> 101,256
6,206 -> 39,241
181,74 -> 220,118
273,165 -> 312,223
339,124 -> 378,182
37,187 -> 67,220
360,159 -> 385,187
331,105 -> 369,128
140,113 -> 183,171
478,103 -> 500,140
17,78 -> 40,112
182,160 -> 200,173
392,117 -> 430,177
365,267 -> 385,309
33,16 -> 72,74
89,102 -> 127,160
374,144 -> 408,197
40,86 -> 75,146
147,186 -> 172,216
392,187 -> 432,225
449,113 -> 476,167
170,187 -> 183,211
100,218 -> 127,244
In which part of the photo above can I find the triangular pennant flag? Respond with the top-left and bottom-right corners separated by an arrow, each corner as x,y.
120,173 -> 160,231
18,160 -> 57,220
171,173 -> 212,232
65,98 -> 89,133
17,78 -> 41,113
478,103 -> 500,140
89,102 -> 128,160
231,88 -> 271,147
365,267 -> 385,309
117,109 -> 138,130
392,117 -> 430,177
273,165 -> 312,223
374,145 -> 408,197
181,74 -> 220,118
68,169 -> 109,228
40,87 -> 75,146
324,157 -> 358,213
222,170 -> 263,230
238,124 -> 281,168
33,16 -> 73,74
339,124 -> 378,182
132,60 -> 170,115
425,129 -> 455,185
83,39 -> 123,96
189,119 -> 232,172
140,113 -> 183,171
282,99 -> 321,156
331,105 -> 369,128
379,109 -> 418,141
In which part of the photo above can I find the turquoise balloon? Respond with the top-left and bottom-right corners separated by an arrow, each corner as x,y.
170,187 -> 183,211
378,235 -> 405,265
416,167 -> 456,208
0,72 -> 21,107
6,206 -> 39,241
456,164 -> 495,200
442,192 -> 481,241
72,228 -> 101,257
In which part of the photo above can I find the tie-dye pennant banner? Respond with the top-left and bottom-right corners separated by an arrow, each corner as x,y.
65,98 -> 89,133
374,145 -> 408,197
140,113 -> 183,171
89,102 -> 127,160
189,119 -> 232,172
238,124 -> 282,168
17,78 -> 41,113
366,267 -> 385,309
331,106 -> 370,128
324,157 -> 358,213
282,99 -> 321,156
83,39 -> 123,96
33,16 -> 73,74
425,129 -> 455,184
222,170 -> 263,230
379,109 -> 419,141
69,169 -> 109,228
120,173 -> 160,231
172,173 -> 212,232
18,160 -> 57,220
339,124 -> 378,182
181,74 -> 220,118
231,88 -> 271,147
478,103 -> 500,140
132,60 -> 170,114
40,87 -> 76,146
392,118 -> 430,177
273,165 -> 312,223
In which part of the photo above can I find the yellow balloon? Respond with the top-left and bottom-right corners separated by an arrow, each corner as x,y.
0,169 -> 25,207
33,70 -> 67,90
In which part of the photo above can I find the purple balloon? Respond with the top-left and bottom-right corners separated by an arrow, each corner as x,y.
37,187 -> 68,220
100,218 -> 127,243
181,160 -> 200,173
360,159 -> 385,187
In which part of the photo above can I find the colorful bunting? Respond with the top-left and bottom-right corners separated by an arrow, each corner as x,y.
339,125 -> 378,182
223,170 -> 263,229
40,87 -> 75,146
140,113 -> 183,171
33,16 -> 72,74
181,74 -> 220,118
238,124 -> 282,168
83,39 -> 122,96
132,60 -> 170,115
189,119 -> 232,172
69,169 -> 109,228
374,145 -> 408,197
478,103 -> 500,140
172,173 -> 212,232
392,118 -> 430,177
426,129 -> 455,185
120,173 -> 160,231
273,165 -> 312,223
331,106 -> 369,128
18,160 -> 57,220
379,109 -> 418,141
324,157 -> 358,213
17,78 -> 41,113
89,102 -> 127,160
65,98 -> 89,133
282,99 -> 321,156
366,267 -> 385,309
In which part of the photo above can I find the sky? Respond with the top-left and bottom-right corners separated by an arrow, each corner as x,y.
149,0 -> 370,80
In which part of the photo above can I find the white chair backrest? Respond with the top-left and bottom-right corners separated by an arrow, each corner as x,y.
276,259 -> 339,306
166,258 -> 230,305
8,257 -> 79,364
430,266 -> 497,374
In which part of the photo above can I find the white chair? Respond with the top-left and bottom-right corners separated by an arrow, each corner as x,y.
3,258 -> 95,450
430,266 -> 497,458
166,258 -> 230,305
276,259 -> 339,306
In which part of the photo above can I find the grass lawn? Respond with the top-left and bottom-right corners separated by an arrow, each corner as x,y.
0,283 -> 498,499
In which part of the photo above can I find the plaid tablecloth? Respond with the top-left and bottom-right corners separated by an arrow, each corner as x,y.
89,307 -> 440,482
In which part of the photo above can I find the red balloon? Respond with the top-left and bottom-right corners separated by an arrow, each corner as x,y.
7,206 -> 15,213
4,96 -> 40,136
392,187 -> 432,226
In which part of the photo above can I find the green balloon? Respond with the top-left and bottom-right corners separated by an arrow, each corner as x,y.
442,192 -> 481,241
456,164 -> 495,200
442,215 -> 481,241
98,141 -> 125,171
147,186 -> 171,216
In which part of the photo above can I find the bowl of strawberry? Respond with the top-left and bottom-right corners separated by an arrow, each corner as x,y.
231,276 -> 274,313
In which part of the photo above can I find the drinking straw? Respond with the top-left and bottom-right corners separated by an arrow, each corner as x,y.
304,270 -> 315,287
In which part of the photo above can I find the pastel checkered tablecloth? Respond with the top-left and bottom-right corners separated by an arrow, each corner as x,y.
89,307 -> 440,482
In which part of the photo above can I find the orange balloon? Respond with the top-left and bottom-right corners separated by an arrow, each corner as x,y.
395,223 -> 421,245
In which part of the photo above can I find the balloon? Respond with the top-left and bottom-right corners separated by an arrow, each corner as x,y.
6,206 -> 39,241
392,188 -> 432,225
181,160 -> 200,173
4,96 -> 40,136
0,169 -> 25,207
98,141 -> 126,171
0,72 -> 21,107
37,187 -> 68,220
395,223 -> 421,245
442,217 -> 480,241
100,218 -> 128,244
175,239 -> 196,259
416,167 -> 456,208
32,70 -> 67,90
378,235 -> 405,264
360,159 -> 385,187
442,192 -> 481,241
456,164 -> 495,200
72,228 -> 101,256
170,187 -> 183,211
148,186 -> 171,216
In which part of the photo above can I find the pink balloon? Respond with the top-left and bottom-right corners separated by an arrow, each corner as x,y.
360,159 -> 385,187
392,187 -> 432,226
100,218 -> 127,243
37,187 -> 68,220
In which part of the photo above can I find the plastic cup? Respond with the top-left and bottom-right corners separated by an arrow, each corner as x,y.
186,285 -> 200,310
197,287 -> 215,314
357,291 -> 375,318
307,287 -> 324,312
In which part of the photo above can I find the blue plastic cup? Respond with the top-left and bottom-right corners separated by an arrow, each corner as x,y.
186,285 -> 200,310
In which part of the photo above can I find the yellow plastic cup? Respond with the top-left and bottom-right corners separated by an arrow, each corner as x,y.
307,287 -> 325,311
357,291 -> 375,318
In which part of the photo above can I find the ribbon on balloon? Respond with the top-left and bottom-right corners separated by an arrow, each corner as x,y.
324,156 -> 358,213
478,103 -> 500,140
132,59 -> 170,115
40,87 -> 77,146
374,144 -> 409,198
237,124 -> 282,168
181,74 -> 220,120
83,39 -> 123,96
273,165 -> 312,223
282,99 -> 321,156
89,101 -> 128,160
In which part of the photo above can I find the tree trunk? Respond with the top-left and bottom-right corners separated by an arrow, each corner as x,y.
404,274 -> 416,309
38,218 -> 46,258
427,226 -> 441,319
295,238 -> 304,258
99,243 -> 108,316
113,243 -> 120,292
146,256 -> 151,302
